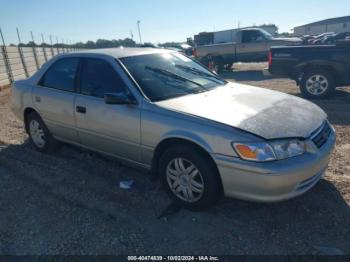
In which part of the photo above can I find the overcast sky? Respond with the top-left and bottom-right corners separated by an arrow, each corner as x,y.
1,0 -> 350,44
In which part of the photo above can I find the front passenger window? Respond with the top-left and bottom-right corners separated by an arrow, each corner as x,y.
80,58 -> 128,98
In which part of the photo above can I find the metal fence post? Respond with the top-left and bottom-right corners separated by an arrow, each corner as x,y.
41,33 -> 48,62
31,31 -> 39,70
62,39 -> 66,53
56,37 -> 60,54
0,27 -> 13,84
49,35 -> 54,57
17,28 -> 29,77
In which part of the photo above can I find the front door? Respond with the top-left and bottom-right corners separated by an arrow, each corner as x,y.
74,58 -> 141,163
236,30 -> 268,62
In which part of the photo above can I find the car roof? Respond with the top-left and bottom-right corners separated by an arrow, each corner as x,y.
64,47 -> 172,59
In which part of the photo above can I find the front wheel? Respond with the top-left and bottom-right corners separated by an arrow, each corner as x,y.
300,69 -> 336,99
159,146 -> 222,210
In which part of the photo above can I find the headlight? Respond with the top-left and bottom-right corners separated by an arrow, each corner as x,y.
233,139 -> 305,162
270,139 -> 305,160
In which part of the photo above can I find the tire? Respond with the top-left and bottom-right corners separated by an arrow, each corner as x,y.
212,57 -> 225,74
159,146 -> 222,210
26,112 -> 59,153
300,69 -> 336,99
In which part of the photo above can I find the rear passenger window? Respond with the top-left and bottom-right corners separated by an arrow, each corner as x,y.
80,58 -> 127,98
40,58 -> 79,92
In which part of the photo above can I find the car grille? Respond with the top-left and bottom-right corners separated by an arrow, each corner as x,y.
311,122 -> 332,149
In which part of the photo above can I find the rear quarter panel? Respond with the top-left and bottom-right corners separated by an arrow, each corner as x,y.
11,80 -> 34,121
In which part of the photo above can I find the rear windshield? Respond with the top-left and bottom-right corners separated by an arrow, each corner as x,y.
120,53 -> 227,102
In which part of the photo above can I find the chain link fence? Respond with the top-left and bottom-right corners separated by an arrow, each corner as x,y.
0,28 -> 80,88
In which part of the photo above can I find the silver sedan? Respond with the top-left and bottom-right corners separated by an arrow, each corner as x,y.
11,48 -> 336,210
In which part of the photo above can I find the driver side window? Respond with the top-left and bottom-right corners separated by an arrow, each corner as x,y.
255,32 -> 265,42
80,58 -> 128,98
242,31 -> 264,43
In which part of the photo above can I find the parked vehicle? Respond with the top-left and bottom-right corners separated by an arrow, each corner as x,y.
12,48 -> 335,210
268,43 -> 350,98
324,32 -> 350,44
166,43 -> 194,57
301,35 -> 315,45
308,32 -> 335,45
194,28 -> 301,72
140,43 -> 159,48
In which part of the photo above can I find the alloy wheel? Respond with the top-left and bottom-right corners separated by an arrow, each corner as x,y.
305,74 -> 329,95
166,158 -> 204,203
29,119 -> 46,148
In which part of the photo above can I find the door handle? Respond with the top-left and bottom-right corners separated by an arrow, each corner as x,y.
76,106 -> 86,114
35,96 -> 41,102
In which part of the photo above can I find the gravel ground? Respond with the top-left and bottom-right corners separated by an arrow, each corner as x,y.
0,63 -> 349,255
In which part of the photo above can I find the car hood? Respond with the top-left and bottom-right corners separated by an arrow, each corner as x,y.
155,83 -> 327,139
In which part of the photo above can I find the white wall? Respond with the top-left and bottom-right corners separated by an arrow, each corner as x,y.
294,22 -> 349,36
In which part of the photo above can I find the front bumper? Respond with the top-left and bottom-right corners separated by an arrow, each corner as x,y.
213,129 -> 336,202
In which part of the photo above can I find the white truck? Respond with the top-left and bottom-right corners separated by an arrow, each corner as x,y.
194,28 -> 301,72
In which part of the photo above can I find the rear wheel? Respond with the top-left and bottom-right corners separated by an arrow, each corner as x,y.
300,69 -> 336,99
159,146 -> 222,210
211,57 -> 225,74
26,112 -> 59,153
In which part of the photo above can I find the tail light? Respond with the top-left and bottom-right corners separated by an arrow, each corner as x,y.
193,48 -> 198,58
268,51 -> 272,67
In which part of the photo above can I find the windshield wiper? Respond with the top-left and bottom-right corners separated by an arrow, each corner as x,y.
145,66 -> 206,88
174,64 -> 227,83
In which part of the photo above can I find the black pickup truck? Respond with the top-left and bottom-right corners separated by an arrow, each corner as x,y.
268,43 -> 350,98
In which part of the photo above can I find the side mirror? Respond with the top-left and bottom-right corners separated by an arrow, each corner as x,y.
104,93 -> 136,105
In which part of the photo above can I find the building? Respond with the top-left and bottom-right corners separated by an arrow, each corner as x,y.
194,32 -> 215,46
194,25 -> 278,46
294,16 -> 350,36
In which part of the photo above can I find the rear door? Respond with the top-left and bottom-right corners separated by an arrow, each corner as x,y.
33,57 -> 79,142
236,30 -> 268,62
74,57 -> 141,163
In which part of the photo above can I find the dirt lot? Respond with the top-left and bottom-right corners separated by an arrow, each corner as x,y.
0,63 -> 349,255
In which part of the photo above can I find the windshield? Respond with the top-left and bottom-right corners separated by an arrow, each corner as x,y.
260,29 -> 273,40
120,52 -> 227,102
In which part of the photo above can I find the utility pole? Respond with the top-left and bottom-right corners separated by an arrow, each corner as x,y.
130,30 -> 134,41
137,20 -> 142,45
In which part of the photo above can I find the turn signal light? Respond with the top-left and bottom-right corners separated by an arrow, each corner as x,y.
268,51 -> 272,67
